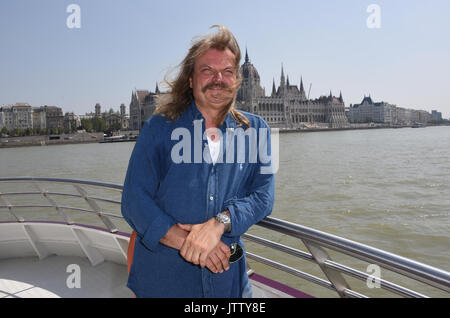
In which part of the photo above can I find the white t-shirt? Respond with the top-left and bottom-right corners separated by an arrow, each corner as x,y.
207,134 -> 221,165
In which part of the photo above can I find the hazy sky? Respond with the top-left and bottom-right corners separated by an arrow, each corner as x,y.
1,0 -> 449,118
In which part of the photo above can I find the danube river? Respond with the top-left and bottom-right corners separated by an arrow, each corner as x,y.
1,126 -> 449,297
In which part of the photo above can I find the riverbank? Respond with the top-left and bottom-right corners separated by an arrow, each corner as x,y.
0,131 -> 140,149
277,122 -> 450,134
1,124 -> 448,148
278,124 -> 386,134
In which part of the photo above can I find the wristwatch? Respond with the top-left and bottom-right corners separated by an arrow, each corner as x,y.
216,212 -> 231,233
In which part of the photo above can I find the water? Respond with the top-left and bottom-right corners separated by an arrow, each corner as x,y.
1,126 -> 449,297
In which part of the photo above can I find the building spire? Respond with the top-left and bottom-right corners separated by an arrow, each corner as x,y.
339,91 -> 343,103
271,77 -> 276,96
155,82 -> 160,94
245,47 -> 249,63
286,75 -> 290,87
300,76 -> 305,95
280,63 -> 285,88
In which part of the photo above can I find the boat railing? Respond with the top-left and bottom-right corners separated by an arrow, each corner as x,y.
0,177 -> 449,298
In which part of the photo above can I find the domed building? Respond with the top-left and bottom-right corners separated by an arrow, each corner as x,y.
236,50 -> 265,110
236,50 -> 349,129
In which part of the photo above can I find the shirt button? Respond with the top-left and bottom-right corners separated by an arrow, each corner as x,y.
209,195 -> 214,201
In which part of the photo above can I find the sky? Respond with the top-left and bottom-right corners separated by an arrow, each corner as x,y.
1,0 -> 449,118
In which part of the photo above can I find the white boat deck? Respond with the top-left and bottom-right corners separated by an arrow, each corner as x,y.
0,256 -> 133,298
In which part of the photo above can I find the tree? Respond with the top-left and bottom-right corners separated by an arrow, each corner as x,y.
110,122 -> 121,131
81,119 -> 93,132
92,117 -> 106,132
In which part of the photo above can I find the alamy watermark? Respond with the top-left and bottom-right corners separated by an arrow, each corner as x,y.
367,4 -> 381,29
66,4 -> 81,29
170,121 -> 279,174
66,264 -> 81,289
366,264 -> 381,288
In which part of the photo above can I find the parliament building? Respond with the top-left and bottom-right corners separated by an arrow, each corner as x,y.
129,51 -> 349,130
236,50 -> 349,129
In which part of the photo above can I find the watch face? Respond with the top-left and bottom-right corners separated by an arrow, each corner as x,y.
217,213 -> 231,232
218,213 -> 230,223
222,214 -> 230,223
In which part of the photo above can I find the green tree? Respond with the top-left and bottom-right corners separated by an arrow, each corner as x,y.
92,117 -> 106,132
81,119 -> 93,132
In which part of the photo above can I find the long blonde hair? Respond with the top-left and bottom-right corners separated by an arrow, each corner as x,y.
155,25 -> 250,128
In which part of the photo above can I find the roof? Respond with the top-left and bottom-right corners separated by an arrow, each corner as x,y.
135,90 -> 150,104
13,102 -> 31,107
241,59 -> 260,80
361,96 -> 374,104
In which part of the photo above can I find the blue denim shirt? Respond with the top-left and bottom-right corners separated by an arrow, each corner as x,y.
121,102 -> 275,297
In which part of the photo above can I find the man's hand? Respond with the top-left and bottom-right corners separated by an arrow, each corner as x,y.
160,223 -> 229,273
160,224 -> 189,250
206,241 -> 231,274
178,218 -> 226,268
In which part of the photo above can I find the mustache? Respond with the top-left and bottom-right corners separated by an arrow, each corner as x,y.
201,82 -> 231,93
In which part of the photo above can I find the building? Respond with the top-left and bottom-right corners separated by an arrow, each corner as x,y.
64,112 -> 81,133
129,84 -> 159,130
85,103 -> 129,131
348,96 -> 434,126
32,107 -> 47,131
236,51 -> 349,129
95,103 -> 102,118
0,103 -> 33,131
416,110 -> 432,124
128,52 -> 349,130
0,106 -> 10,130
120,103 -> 129,130
0,108 -> 5,130
348,96 -> 397,125
12,103 -> 33,130
43,105 -> 64,132
431,110 -> 443,122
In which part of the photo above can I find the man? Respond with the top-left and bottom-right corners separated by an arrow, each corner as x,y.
121,25 -> 275,297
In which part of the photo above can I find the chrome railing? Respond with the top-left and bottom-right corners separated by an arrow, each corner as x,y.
0,177 -> 123,233
243,219 -> 450,298
0,177 -> 449,298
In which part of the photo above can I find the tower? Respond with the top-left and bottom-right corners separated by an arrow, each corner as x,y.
236,49 -> 264,107
299,76 -> 307,100
95,103 -> 101,118
271,78 -> 276,97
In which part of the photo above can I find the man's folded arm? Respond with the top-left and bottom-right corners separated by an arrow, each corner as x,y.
223,170 -> 274,237
121,120 -> 176,252
223,123 -> 275,237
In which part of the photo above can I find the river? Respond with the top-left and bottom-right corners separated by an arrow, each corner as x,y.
1,126 -> 449,297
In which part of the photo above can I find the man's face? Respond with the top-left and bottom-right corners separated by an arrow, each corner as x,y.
190,48 -> 238,111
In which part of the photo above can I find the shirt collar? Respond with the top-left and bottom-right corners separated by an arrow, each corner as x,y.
189,101 -> 238,129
